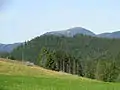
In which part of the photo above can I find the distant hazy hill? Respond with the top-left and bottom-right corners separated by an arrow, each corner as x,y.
44,27 -> 96,37
0,43 -> 22,53
97,31 -> 120,38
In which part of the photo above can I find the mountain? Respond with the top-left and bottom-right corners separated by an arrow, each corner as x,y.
0,43 -> 22,53
97,31 -> 120,38
6,27 -> 120,82
44,27 -> 96,37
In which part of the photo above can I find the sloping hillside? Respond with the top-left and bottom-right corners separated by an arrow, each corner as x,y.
0,58 -> 69,77
0,58 -> 120,90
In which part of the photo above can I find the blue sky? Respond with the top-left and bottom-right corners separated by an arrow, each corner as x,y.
0,0 -> 120,44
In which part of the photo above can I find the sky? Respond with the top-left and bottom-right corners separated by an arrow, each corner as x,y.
0,0 -> 120,44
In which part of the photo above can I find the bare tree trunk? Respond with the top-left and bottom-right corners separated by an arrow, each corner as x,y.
69,58 -> 71,74
63,59 -> 65,72
73,59 -> 76,74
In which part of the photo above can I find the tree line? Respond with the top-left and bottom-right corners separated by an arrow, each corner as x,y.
37,48 -> 83,76
37,47 -> 120,82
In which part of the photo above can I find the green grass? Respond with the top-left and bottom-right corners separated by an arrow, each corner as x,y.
0,58 -> 120,90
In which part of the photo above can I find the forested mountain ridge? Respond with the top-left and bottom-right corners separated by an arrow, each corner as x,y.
11,34 -> 120,62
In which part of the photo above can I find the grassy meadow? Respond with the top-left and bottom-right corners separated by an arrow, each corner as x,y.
0,58 -> 120,90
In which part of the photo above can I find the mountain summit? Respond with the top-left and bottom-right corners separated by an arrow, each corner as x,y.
44,27 -> 120,39
44,27 -> 96,37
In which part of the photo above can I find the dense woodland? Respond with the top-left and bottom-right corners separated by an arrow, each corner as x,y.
9,34 -> 120,82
